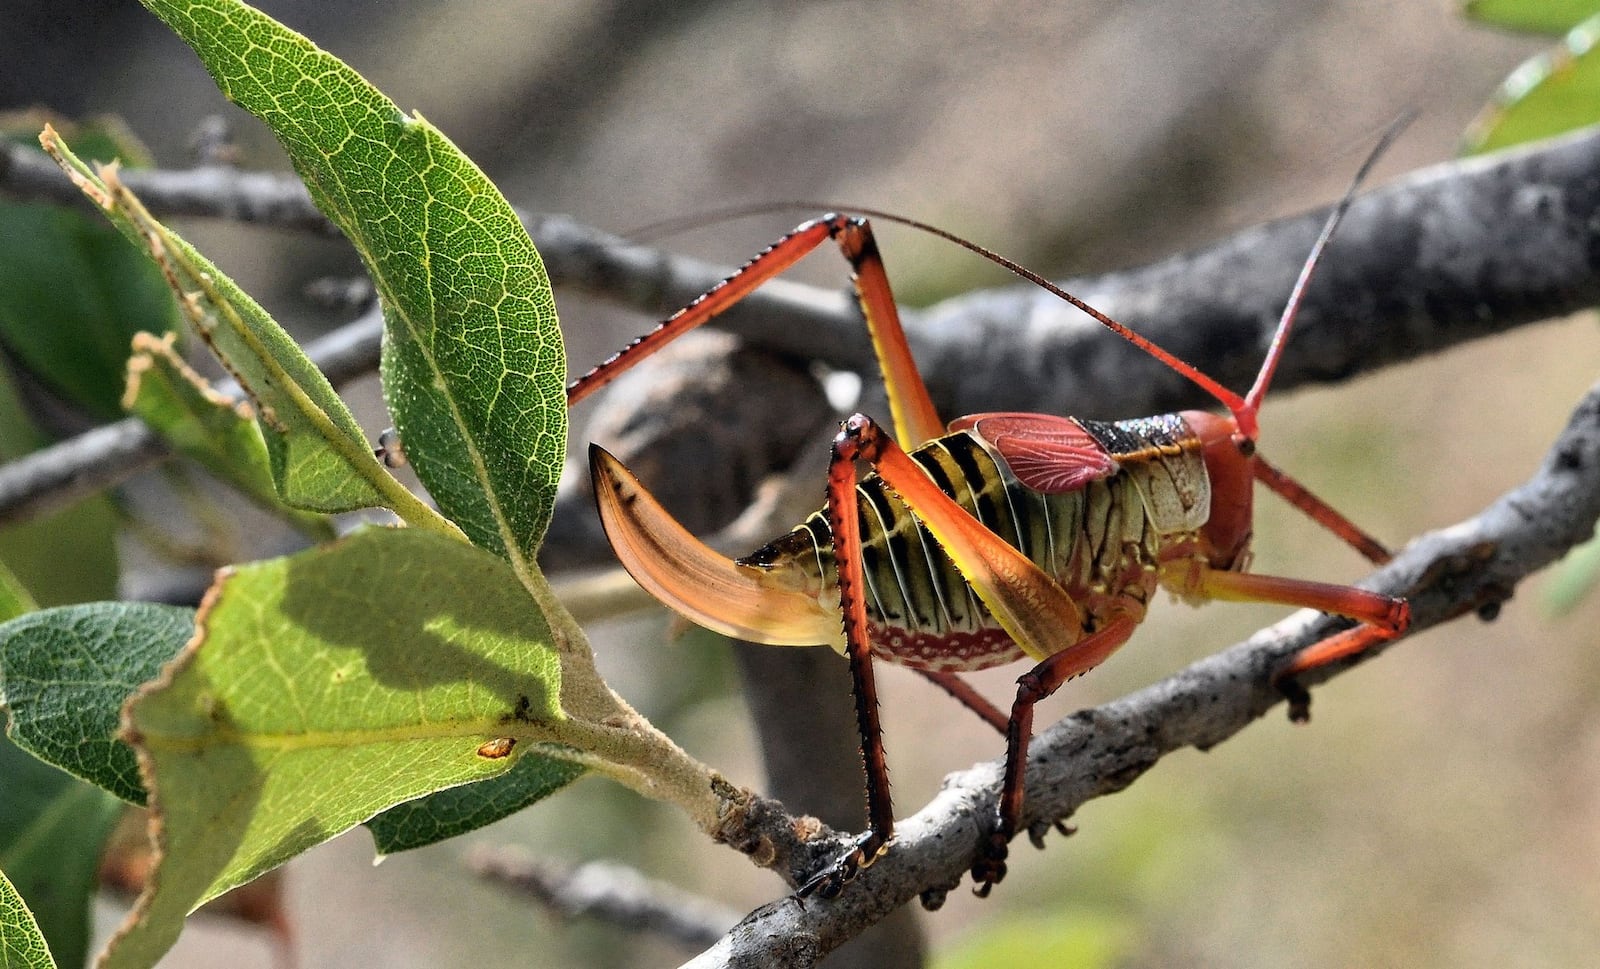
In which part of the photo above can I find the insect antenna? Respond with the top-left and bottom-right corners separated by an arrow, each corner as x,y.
624,114 -> 1411,439
1242,114 -> 1413,437
629,202 -> 1248,415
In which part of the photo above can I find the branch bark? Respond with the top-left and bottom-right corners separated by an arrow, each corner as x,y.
468,847 -> 741,951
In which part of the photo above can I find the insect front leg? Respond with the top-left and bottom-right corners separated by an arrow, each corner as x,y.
795,415 -> 901,901
568,214 -> 945,449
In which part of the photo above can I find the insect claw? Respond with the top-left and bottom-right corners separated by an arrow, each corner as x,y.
970,816 -> 1011,895
1026,817 -> 1076,849
1276,676 -> 1314,723
795,830 -> 884,901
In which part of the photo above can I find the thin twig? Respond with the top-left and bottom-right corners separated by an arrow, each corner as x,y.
685,377 -> 1600,968
468,846 -> 740,951
0,310 -> 381,525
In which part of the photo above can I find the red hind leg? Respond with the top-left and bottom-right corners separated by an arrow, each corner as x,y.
1192,567 -> 1410,720
972,614 -> 1139,895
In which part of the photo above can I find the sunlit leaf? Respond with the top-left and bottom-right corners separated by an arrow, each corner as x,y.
123,331 -> 334,538
139,0 -> 567,569
40,133 -> 450,533
0,561 -> 34,623
0,867 -> 57,969
98,527 -> 575,969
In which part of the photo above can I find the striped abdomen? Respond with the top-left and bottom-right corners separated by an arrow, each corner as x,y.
740,415 -> 1212,672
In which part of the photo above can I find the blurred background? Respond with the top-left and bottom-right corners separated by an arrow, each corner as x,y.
4,1 -> 1599,967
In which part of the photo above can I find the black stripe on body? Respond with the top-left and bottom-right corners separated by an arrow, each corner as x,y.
739,428 -> 1169,655
1077,413 -> 1190,461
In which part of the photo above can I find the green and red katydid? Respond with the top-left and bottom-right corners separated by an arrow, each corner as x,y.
567,135 -> 1410,898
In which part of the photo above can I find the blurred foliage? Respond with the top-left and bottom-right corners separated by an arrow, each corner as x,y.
0,738 -> 122,969
1464,0 -> 1600,35
1461,13 -> 1600,153
932,910 -> 1136,969
0,355 -> 118,607
0,112 -> 174,420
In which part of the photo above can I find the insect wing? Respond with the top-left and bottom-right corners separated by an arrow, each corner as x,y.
953,413 -> 1119,494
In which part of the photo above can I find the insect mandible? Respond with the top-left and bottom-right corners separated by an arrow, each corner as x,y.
566,132 -> 1412,899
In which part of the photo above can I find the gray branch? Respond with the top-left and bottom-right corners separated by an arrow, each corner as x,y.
3,130 -> 1600,533
685,377 -> 1600,968
467,847 -> 741,951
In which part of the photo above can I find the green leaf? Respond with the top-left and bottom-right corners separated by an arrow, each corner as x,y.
0,363 -> 119,609
139,0 -> 567,569
99,527 -> 576,969
0,737 -> 122,969
367,750 -> 585,855
39,133 -> 452,535
123,332 -> 334,539
0,867 -> 57,969
1463,0 -> 1600,34
0,602 -> 195,805
0,561 -> 35,623
0,114 -> 176,421
1462,14 -> 1600,154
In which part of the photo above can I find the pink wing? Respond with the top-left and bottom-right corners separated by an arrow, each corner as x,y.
951,413 -> 1118,494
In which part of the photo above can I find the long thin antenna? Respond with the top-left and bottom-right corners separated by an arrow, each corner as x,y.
1242,113 -> 1415,431
631,201 -> 1251,416
622,115 -> 1412,432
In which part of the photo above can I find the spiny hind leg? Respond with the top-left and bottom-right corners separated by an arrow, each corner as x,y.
972,615 -> 1139,895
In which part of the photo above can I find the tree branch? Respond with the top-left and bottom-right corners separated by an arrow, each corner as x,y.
686,377 -> 1600,968
467,847 -> 741,951
3,130 -> 1599,536
0,310 -> 383,525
